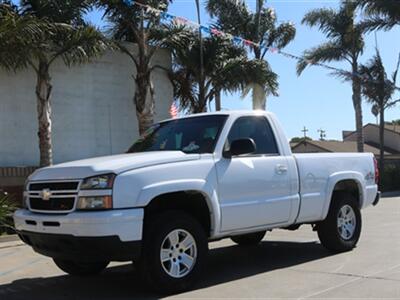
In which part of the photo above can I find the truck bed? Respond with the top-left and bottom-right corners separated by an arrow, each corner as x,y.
293,152 -> 378,223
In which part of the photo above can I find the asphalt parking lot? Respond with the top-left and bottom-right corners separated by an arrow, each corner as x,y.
1,195 -> 399,299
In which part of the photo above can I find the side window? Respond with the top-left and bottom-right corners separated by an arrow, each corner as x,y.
226,116 -> 279,155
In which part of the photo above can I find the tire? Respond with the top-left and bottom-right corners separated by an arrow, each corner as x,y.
317,192 -> 362,252
53,258 -> 109,276
139,210 -> 208,294
231,231 -> 266,246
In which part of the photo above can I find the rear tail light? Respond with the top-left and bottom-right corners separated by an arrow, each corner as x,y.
373,157 -> 379,184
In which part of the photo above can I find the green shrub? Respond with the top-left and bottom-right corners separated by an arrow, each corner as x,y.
380,164 -> 400,192
0,194 -> 17,234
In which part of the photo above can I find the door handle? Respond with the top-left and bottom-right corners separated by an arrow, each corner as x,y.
276,164 -> 288,174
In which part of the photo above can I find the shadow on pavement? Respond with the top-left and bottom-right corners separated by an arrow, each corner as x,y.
0,240 -> 334,299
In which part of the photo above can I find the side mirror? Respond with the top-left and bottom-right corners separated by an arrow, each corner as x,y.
225,138 -> 256,158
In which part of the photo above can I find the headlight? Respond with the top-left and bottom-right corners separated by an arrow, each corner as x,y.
77,196 -> 112,210
80,174 -> 115,190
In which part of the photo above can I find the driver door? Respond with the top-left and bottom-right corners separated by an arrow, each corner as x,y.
216,116 -> 293,232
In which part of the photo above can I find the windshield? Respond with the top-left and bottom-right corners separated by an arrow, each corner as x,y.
128,115 -> 228,154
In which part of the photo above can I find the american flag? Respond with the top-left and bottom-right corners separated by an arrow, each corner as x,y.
170,101 -> 179,119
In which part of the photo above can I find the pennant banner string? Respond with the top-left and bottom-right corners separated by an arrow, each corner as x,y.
123,0 -> 400,90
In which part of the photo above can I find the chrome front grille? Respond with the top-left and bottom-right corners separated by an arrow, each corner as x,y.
27,180 -> 80,213
29,181 -> 79,191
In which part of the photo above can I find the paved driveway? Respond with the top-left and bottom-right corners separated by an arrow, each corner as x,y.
1,196 -> 399,299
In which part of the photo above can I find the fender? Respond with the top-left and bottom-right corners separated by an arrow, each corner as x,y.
321,171 -> 365,220
137,179 -> 222,237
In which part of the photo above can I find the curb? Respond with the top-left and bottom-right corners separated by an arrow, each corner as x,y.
0,234 -> 19,243
0,234 -> 23,250
381,191 -> 400,198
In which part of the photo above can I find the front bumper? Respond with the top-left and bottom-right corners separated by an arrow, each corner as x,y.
14,208 -> 144,261
17,231 -> 142,262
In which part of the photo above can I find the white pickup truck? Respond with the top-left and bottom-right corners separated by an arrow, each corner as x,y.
14,111 -> 380,292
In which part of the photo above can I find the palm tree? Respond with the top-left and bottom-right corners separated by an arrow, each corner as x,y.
0,1 -> 108,167
96,0 -> 187,135
356,0 -> 400,31
359,49 -> 400,180
206,0 -> 295,110
297,1 -> 366,152
170,29 -> 277,113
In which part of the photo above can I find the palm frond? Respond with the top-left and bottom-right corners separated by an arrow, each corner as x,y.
206,0 -> 251,36
50,23 -> 109,66
267,21 -> 296,49
20,0 -> 93,25
359,16 -> 398,32
358,48 -> 398,108
0,3 -> 48,71
356,0 -> 400,31
302,8 -> 336,34
392,53 -> 400,86
297,41 -> 347,75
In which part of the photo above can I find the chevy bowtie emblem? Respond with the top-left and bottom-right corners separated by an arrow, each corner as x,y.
41,189 -> 52,201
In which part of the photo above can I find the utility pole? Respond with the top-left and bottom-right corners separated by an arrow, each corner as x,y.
301,126 -> 309,139
318,129 -> 326,141
195,0 -> 206,111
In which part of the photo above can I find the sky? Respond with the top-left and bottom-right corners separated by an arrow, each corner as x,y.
86,0 -> 400,140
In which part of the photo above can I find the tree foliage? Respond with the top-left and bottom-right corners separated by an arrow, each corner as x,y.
358,49 -> 400,184
356,0 -> 400,31
297,1 -> 365,152
359,50 -> 400,110
94,0 -> 190,134
297,2 -> 364,75
0,0 -> 108,166
169,26 -> 276,113
206,0 -> 295,109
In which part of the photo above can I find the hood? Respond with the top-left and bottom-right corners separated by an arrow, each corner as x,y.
30,151 -> 200,181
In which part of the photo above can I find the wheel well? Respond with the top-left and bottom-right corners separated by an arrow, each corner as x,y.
332,180 -> 361,207
144,191 -> 212,237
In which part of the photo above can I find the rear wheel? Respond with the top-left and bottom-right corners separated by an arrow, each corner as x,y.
139,210 -> 208,293
231,231 -> 266,246
317,193 -> 361,252
53,258 -> 109,276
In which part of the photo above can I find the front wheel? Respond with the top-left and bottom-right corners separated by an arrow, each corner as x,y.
317,193 -> 362,252
139,211 -> 208,293
53,258 -> 109,276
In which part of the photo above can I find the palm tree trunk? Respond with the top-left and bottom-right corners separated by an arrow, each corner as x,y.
195,0 -> 206,114
378,106 -> 385,186
135,70 -> 154,136
351,61 -> 364,152
215,89 -> 221,111
35,61 -> 53,167
252,84 -> 267,110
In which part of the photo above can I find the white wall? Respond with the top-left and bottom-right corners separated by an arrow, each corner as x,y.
0,44 -> 173,166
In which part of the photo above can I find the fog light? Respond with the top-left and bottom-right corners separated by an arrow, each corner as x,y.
77,196 -> 112,210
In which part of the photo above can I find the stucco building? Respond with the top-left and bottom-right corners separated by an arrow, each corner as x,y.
343,123 -> 400,154
0,44 -> 173,194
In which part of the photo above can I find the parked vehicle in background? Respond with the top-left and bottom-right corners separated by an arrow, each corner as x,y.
14,111 -> 380,293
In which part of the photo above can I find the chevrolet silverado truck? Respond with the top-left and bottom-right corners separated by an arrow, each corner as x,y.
14,111 -> 380,292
